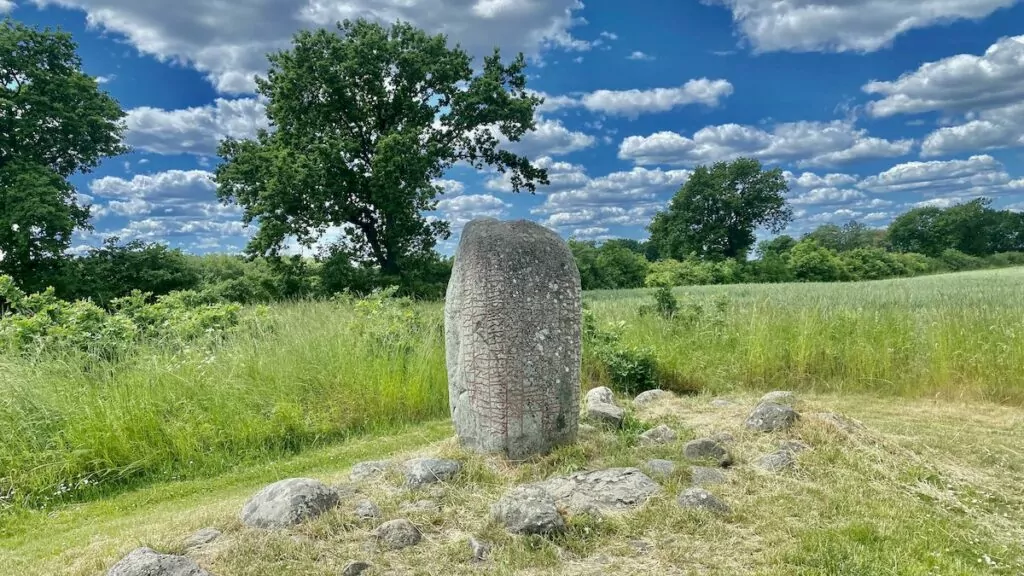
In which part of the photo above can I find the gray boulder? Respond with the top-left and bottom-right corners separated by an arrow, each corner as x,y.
533,467 -> 661,514
677,488 -> 730,514
755,450 -> 795,472
644,459 -> 676,478
445,218 -> 582,460
689,466 -> 727,486
746,402 -> 800,432
491,485 -> 566,535
586,401 -> 625,428
404,458 -> 461,488
683,438 -> 733,467
711,431 -> 735,444
638,424 -> 677,446
759,390 -> 796,406
342,561 -> 372,576
374,519 -> 422,550
633,389 -> 673,406
352,498 -> 382,520
183,528 -> 221,550
240,478 -> 339,529
107,548 -> 211,576
586,386 -> 615,406
350,460 -> 392,482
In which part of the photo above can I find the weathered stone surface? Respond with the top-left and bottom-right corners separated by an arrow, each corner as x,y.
445,218 -> 582,460
469,537 -> 492,562
352,498 -> 382,520
689,466 -> 727,486
746,402 -> 800,432
240,478 -> 339,529
586,386 -> 615,406
342,560 -> 372,576
586,401 -> 625,428
533,468 -> 661,514
677,488 -> 730,513
779,439 -> 811,453
492,485 -> 566,534
183,528 -> 221,550
638,424 -> 677,446
755,450 -> 795,472
374,519 -> 422,550
644,459 -> 676,478
711,431 -> 735,444
683,438 -> 733,467
350,460 -> 392,482
710,398 -> 735,408
107,547 -> 211,576
759,390 -> 796,406
401,499 -> 441,513
404,458 -> 462,488
633,389 -> 673,406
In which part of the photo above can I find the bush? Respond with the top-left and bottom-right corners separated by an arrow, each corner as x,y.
582,304 -> 659,396
789,239 -> 847,282
939,248 -> 985,271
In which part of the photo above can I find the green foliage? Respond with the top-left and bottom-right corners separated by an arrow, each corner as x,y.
570,240 -> 649,290
648,157 -> 792,261
582,304 -> 659,396
63,237 -> 201,306
214,19 -> 548,276
653,286 -> 678,319
0,18 -> 127,290
789,239 -> 848,282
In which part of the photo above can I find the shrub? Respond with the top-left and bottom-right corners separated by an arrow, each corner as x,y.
789,239 -> 847,282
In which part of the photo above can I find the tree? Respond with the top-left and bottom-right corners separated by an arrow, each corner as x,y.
648,157 -> 792,261
65,237 -> 200,306
0,18 -> 127,289
214,19 -> 548,276
757,234 -> 797,258
886,206 -> 950,256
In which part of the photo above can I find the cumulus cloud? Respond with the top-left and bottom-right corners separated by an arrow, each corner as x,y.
535,166 -> 691,213
435,193 -> 511,232
921,101 -> 1024,157
485,156 -> 590,193
32,0 -> 589,93
126,98 -> 268,156
618,121 -> 913,168
703,0 -> 1020,53
627,51 -> 654,61
0,1 -> 13,12
532,79 -> 733,118
855,155 -> 1018,196
500,116 -> 597,158
789,188 -> 866,206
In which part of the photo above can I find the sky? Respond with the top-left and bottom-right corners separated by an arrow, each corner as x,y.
6,0 -> 1024,256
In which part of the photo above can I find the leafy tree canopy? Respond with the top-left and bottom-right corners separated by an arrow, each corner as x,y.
648,157 -> 791,262
0,17 -> 127,288
214,19 -> 549,275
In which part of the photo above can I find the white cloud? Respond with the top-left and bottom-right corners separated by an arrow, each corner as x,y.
95,74 -> 115,84
789,188 -> 866,206
539,205 -> 663,231
627,51 -> 654,61
536,166 -> 691,212
501,116 -> 596,158
807,208 -> 862,224
921,101 -> 1024,157
485,156 -> 589,193
855,155 -> 1017,195
703,0 -> 1020,53
0,1 -> 13,13
784,171 -> 860,189
126,98 -> 268,156
864,35 -> 1024,117
599,31 -> 617,40
435,194 -> 511,232
434,179 -> 466,197
618,121 -> 913,168
532,79 -> 733,117
570,226 -> 613,240
33,0 -> 588,94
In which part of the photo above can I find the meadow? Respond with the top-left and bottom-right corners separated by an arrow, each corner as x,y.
2,267 -> 1023,527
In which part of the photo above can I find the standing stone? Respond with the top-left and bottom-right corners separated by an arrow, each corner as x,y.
445,218 -> 582,460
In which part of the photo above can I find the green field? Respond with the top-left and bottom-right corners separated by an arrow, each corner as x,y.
2,268 -> 1023,544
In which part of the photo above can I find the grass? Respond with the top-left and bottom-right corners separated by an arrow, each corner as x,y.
4,392 -> 1024,575
1,268 -> 1023,523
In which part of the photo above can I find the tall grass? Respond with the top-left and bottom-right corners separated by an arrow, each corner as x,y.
1,268 -> 1022,514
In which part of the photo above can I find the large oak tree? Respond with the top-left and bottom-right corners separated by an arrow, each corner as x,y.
214,19 -> 549,275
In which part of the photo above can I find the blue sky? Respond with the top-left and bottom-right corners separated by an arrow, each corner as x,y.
7,0 -> 1024,255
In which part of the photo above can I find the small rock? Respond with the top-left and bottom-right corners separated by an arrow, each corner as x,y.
683,438 -> 733,467
374,519 -> 422,550
755,450 -> 795,472
634,389 -> 673,406
710,431 -> 735,444
183,527 -> 221,550
689,466 -> 727,486
677,488 -> 730,514
644,459 -> 676,478
779,440 -> 811,453
240,478 -> 339,529
403,458 -> 462,488
350,460 -> 392,482
638,424 -> 678,446
586,401 -> 624,428
492,485 -> 565,535
534,468 -> 661,513
353,498 -> 382,520
342,560 -> 372,576
710,398 -> 735,408
401,499 -> 441,513
586,386 -> 615,406
759,391 -> 796,406
469,537 -> 491,562
107,547 -> 211,576
745,402 -> 800,433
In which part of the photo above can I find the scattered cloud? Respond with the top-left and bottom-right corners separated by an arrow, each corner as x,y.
855,155 -> 1018,197
126,98 -> 268,156
627,51 -> 654,61
533,79 -> 733,117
